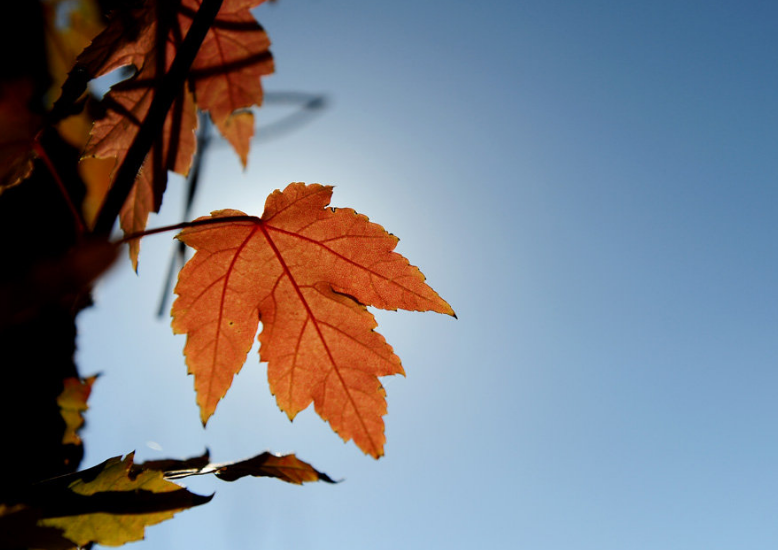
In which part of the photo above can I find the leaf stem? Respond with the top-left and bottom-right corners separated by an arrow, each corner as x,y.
119,215 -> 261,243
92,0 -> 224,237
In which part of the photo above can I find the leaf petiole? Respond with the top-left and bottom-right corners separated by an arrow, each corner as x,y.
119,215 -> 261,244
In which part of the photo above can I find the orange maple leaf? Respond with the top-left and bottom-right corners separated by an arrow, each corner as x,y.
83,0 -> 271,165
89,78 -> 198,266
171,183 -> 454,457
75,0 -> 273,266
182,0 -> 272,165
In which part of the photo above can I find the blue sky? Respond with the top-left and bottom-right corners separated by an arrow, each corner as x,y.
77,1 -> 778,548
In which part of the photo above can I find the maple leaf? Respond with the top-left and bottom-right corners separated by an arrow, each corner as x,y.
15,453 -> 211,548
74,0 -> 273,128
182,0 -> 272,163
172,183 -> 454,457
67,0 -> 273,266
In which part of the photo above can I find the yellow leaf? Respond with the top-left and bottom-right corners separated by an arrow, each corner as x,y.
56,375 -> 97,446
39,453 -> 210,547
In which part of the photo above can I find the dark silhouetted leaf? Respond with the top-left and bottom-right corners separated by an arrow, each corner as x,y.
154,451 -> 337,484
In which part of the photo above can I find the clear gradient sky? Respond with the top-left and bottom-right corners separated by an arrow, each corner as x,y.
77,1 -> 778,549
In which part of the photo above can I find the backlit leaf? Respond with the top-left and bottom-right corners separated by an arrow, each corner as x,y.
37,453 -> 211,547
70,0 -> 273,266
183,0 -> 273,158
172,183 -> 454,457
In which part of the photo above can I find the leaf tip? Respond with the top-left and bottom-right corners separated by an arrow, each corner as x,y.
365,444 -> 384,460
195,492 -> 216,506
199,409 -> 213,427
434,296 -> 457,318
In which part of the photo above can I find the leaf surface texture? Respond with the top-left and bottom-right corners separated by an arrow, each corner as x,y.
172,183 -> 454,457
